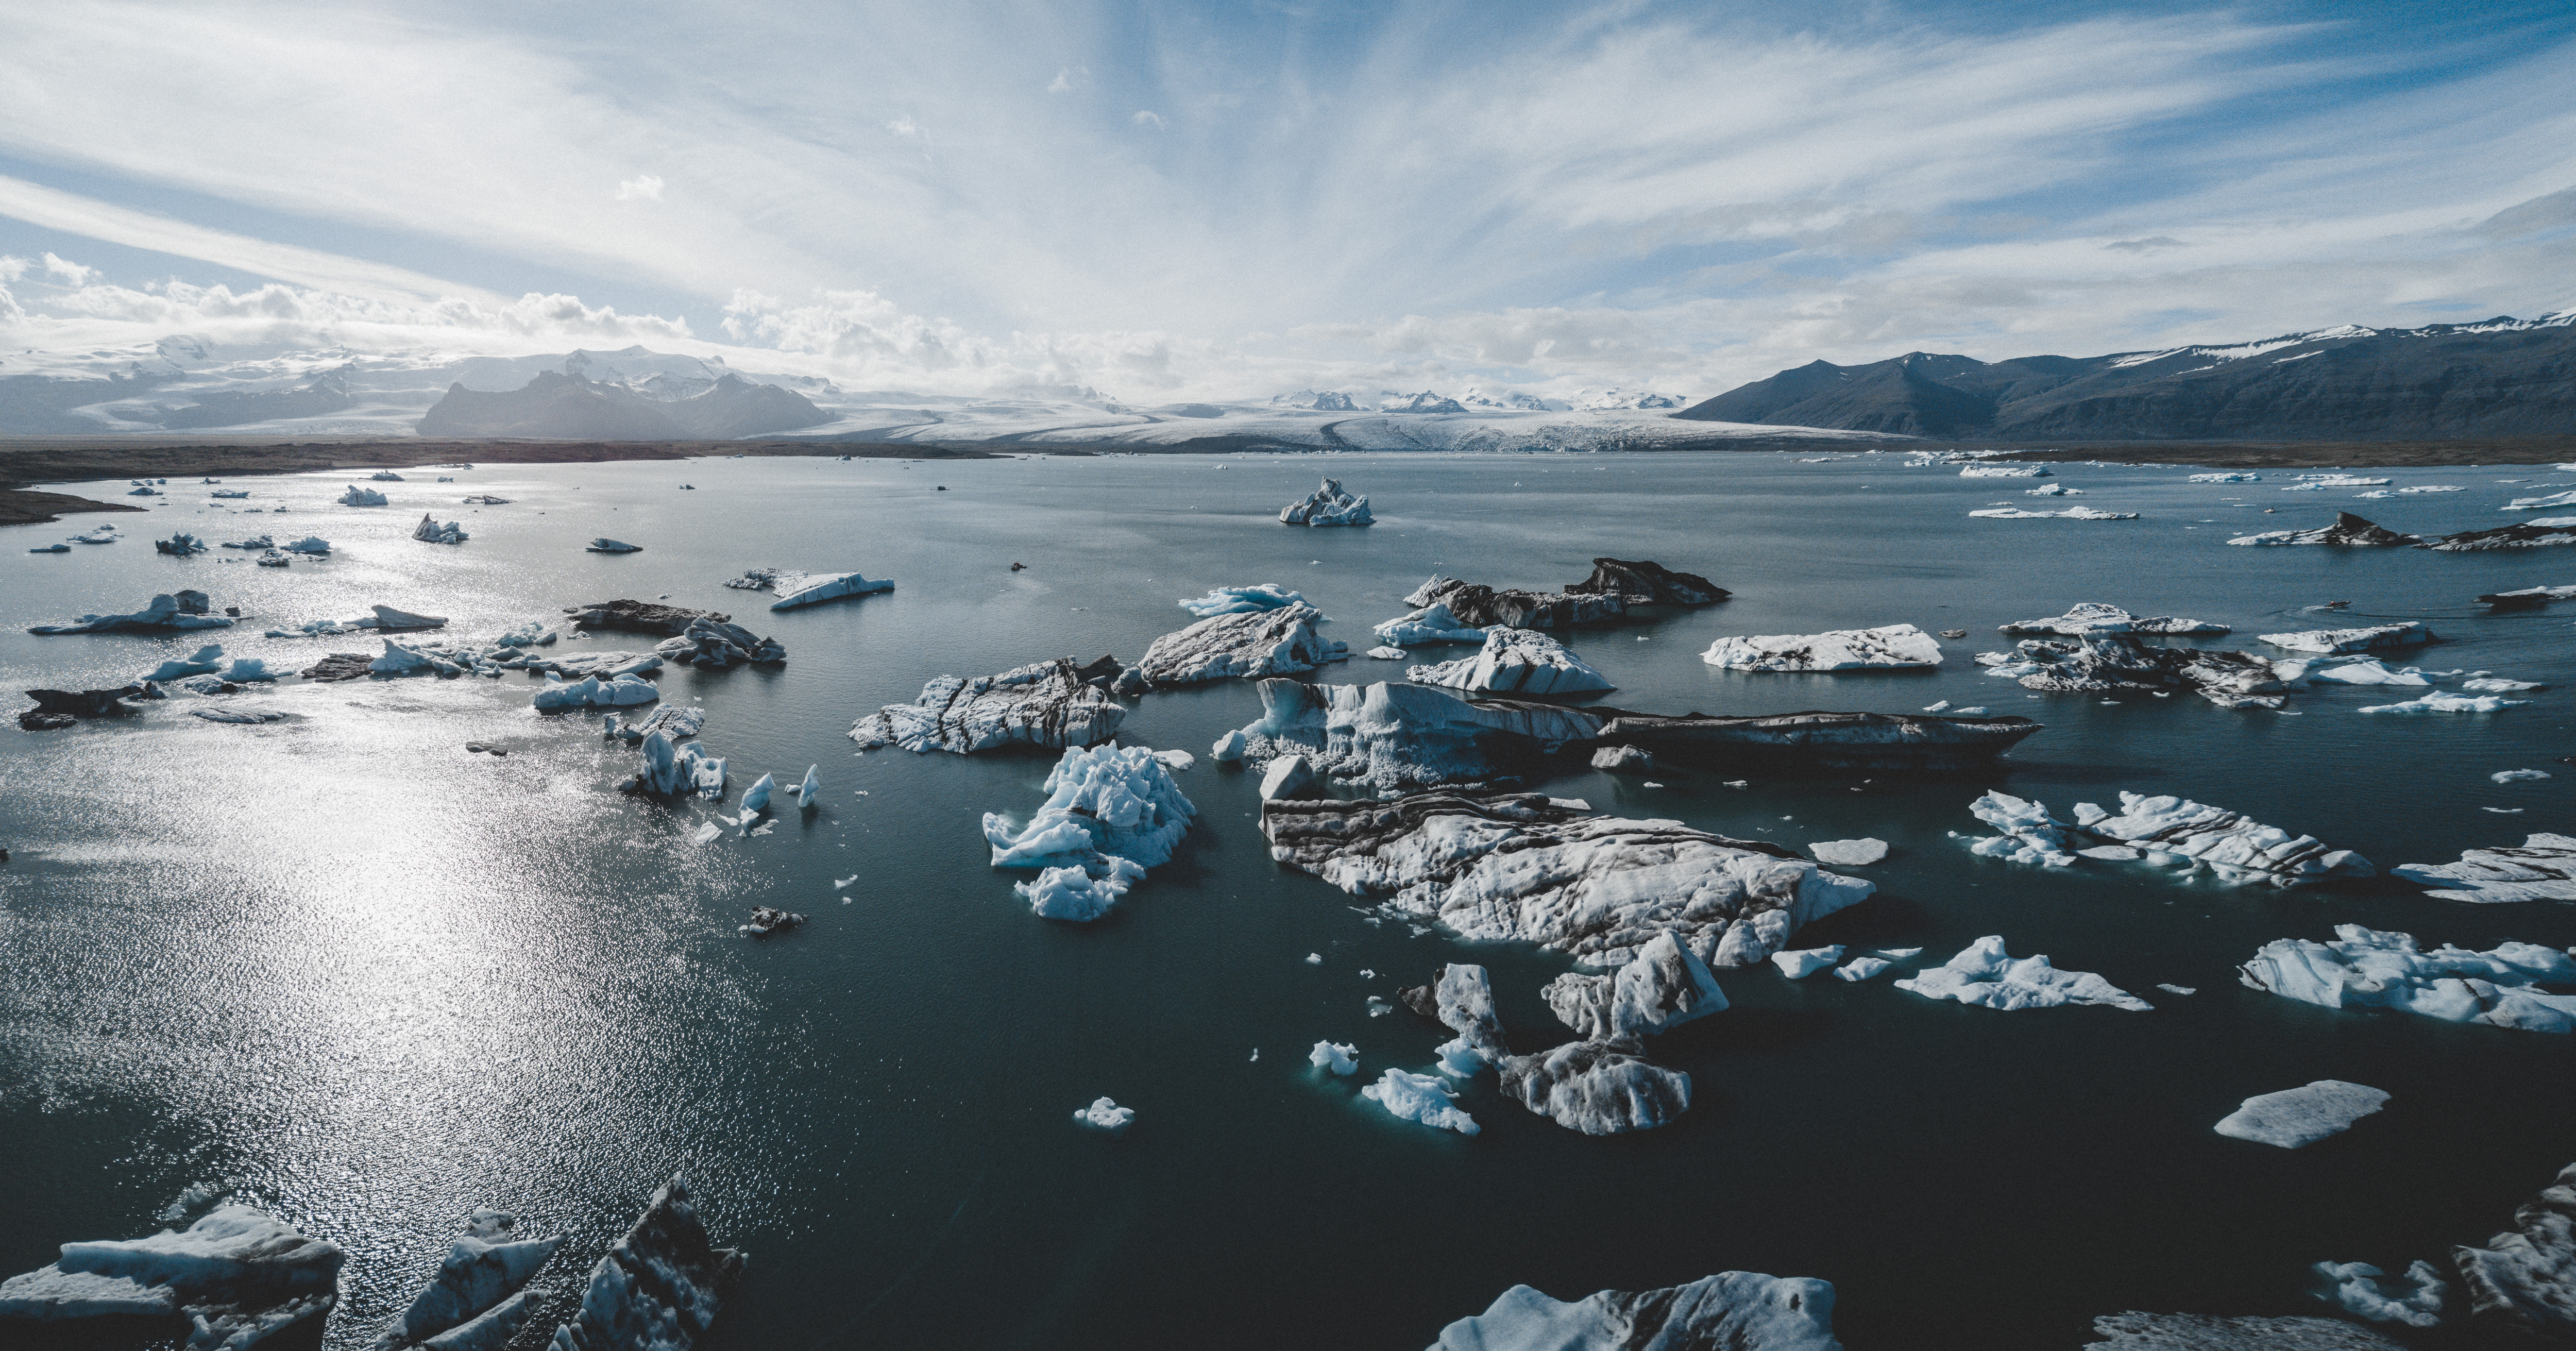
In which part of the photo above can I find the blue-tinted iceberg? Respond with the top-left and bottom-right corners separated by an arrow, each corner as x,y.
1179,584 -> 1305,617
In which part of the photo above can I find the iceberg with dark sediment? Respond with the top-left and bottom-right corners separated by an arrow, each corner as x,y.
1997,603 -> 2229,636
629,730 -> 727,799
220,534 -> 273,550
1427,1271 -> 1843,1351
544,1175 -> 742,1351
281,535 -> 331,554
1564,557 -> 1729,605
654,618 -> 785,668
1114,602 -> 1346,692
2228,511 -> 2422,547
1962,789 -> 2371,885
2213,1080 -> 2387,1149
2259,622 -> 2435,654
29,590 -> 234,635
1540,931 -> 1726,1041
2431,517 -> 2576,551
851,657 -> 1125,754
1702,623 -> 1943,671
769,570 -> 893,609
584,538 -> 642,553
1498,1037 -> 1692,1134
1977,636 -> 2289,707
2393,833 -> 2576,903
1262,790 -> 1871,969
2239,924 -> 2576,1033
1396,964 -> 1511,1068
411,513 -> 468,544
1960,464 -> 2052,478
1969,505 -> 2137,519
1896,936 -> 2151,1011
1592,708 -> 2043,770
0,1204 -> 343,1344
2452,1160 -> 2576,1344
337,485 -> 389,506
1178,584 -> 1306,617
142,644 -> 227,682
1400,575 -> 1626,631
1279,477 -> 1374,526
154,533 -> 208,555
2357,691 -> 2530,714
564,599 -> 723,636
388,1210 -> 561,1349
1406,628 -> 1614,695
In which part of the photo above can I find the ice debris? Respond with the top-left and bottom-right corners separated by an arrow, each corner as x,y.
1896,937 -> 2151,1011
1968,506 -> 2138,519
1308,1041 -> 1359,1075
628,730 -> 726,799
2258,622 -> 2435,654
389,1209 -> 561,1348
1997,603 -> 2229,636
1835,957 -> 1891,981
1964,789 -> 2370,885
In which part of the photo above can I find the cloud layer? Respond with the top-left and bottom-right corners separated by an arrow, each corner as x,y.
1,1 -> 2571,401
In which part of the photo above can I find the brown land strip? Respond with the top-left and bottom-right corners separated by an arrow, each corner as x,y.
1962,435 -> 2576,469
0,489 -> 149,527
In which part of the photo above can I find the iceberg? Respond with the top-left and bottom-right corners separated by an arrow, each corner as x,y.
2393,832 -> 2576,903
2258,622 -> 2435,654
2214,1080 -> 2389,1148
153,533 -> 208,555
1405,628 -> 1614,695
739,774 -> 774,815
655,617 -> 785,668
1263,790 -> 1872,969
851,657 -> 1126,754
1967,506 -> 2138,519
2453,1159 -> 2576,1343
1498,1037 -> 1692,1134
1427,1272 -> 1843,1351
1117,602 -> 1346,691
1808,839 -> 1888,866
370,471 -> 404,481
0,1204 -> 343,1342
1396,964 -> 1511,1067
2358,691 -> 2530,714
769,570 -> 893,609
218,657 -> 277,682
1178,584 -> 1305,617
1835,957 -> 1891,981
1702,623 -> 1943,671
493,618 -> 557,648
1895,937 -> 2151,1010
1589,707 -> 2043,770
2504,490 -> 2576,511
2238,924 -> 2576,1033
1373,602 -> 1487,648
72,527 -> 120,543
2298,658 -> 2430,686
2430,518 -> 2576,551
1960,464 -> 2052,477
1279,477 -> 1374,526
1359,1068 -> 1477,1133
792,764 -> 820,806
393,1210 -> 561,1347
1259,754 -> 1319,800
585,538 -> 642,553
629,730 -> 726,799
1073,1097 -> 1135,1133
543,1176 -> 742,1351
2228,512 -> 2421,547
1229,681 -> 1600,792
337,485 -> 389,506
534,673 -> 660,710
564,599 -> 725,636
143,644 -> 227,682
2312,1260 -> 2446,1329
219,534 -> 274,550
2188,472 -> 2262,482
1977,636 -> 2290,707
29,590 -> 234,635
1964,790 -> 2371,885
1592,744 -> 1652,773
1997,603 -> 2229,637
1563,558 -> 1730,605
985,744 -> 1196,872
26,543 -> 69,553
209,488 -> 249,498
411,513 -> 468,544
1399,575 -> 1626,631
1771,945 -> 1845,979
280,535 -> 330,554
1308,1041 -> 1359,1074
1540,933 -> 1726,1040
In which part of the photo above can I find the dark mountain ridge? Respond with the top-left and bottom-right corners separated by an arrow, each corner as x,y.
1679,314 -> 2576,440
416,369 -> 834,439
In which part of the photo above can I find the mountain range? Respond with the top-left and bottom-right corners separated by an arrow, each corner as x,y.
1677,313 -> 2576,440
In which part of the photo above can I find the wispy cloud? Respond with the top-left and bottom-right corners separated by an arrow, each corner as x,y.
614,174 -> 665,202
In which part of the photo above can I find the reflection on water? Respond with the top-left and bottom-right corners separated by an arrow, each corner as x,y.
2,451 -> 2571,1349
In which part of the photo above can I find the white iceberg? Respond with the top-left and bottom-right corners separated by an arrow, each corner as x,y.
1073,1096 -> 1135,1132
337,485 -> 389,506
740,773 -> 775,815
1702,623 -> 1942,671
142,644 -> 227,682
1968,506 -> 2138,519
2298,658 -> 2430,686
2214,1079 -> 2388,1149
631,730 -> 726,799
1015,858 -> 1145,920
1966,790 -> 2371,885
29,591 -> 234,635
411,513 -> 468,544
2189,472 -> 2262,482
1308,1041 -> 1359,1075
2505,490 -> 2576,511
1179,584 -> 1305,617
2392,832 -> 2576,903
985,744 -> 1197,874
1228,680 -> 1605,792
533,672 -> 660,709
1960,465 -> 2052,478
1895,936 -> 2151,1010
2358,691 -> 2530,714
1279,477 -> 1374,526
1372,602 -> 1488,648
1120,602 -> 1347,691
1406,628 -> 1614,695
1835,956 -> 1891,981
2258,622 -> 2434,654
1496,1038 -> 1691,1134
1771,945 -> 1845,979
1997,603 -> 2228,637
0,1204 -> 343,1338
1359,1068 -> 1477,1134
280,535 -> 330,554
1427,1271 -> 1843,1351
851,658 -> 1125,754
2238,924 -> 2576,1033
2311,1260 -> 2446,1328
1539,932 -> 1727,1040
1260,754 -> 1320,800
393,1211 -> 561,1347
585,538 -> 642,553
540,1176 -> 741,1351
1807,838 -> 1888,866
769,570 -> 894,609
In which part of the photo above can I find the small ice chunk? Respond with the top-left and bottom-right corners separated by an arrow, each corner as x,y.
740,774 -> 774,814
689,821 -> 722,844
1358,1068 -> 1479,1134
2214,1079 -> 2388,1149
1211,729 -> 1248,761
1367,646 -> 1409,660
2157,984 -> 2195,995
2492,769 -> 2552,784
1808,838 -> 1888,866
1261,754 -> 1320,801
2311,1259 -> 2446,1328
1879,948 -> 1923,959
794,763 -> 821,804
1308,1041 -> 1358,1075
1923,700 -> 1951,712
1835,957 -> 1892,982
1153,749 -> 1195,772
1073,1097 -> 1134,1133
1772,945 -> 1846,979
1305,952 -> 1323,965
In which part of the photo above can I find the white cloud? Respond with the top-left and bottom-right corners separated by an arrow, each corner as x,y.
1046,66 -> 1074,94
1130,110 -> 1164,129
614,174 -> 665,202
40,251 -> 95,284
885,116 -> 921,139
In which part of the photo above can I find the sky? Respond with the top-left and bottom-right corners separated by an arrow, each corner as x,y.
1,0 -> 2572,403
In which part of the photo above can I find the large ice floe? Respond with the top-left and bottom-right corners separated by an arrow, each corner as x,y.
410,513 -> 468,544
1405,628 -> 1614,695
1895,936 -> 2151,1011
2429,517 -> 2576,551
533,672 -> 661,710
1701,623 -> 1943,671
1426,1271 -> 1844,1351
985,744 -> 1196,919
382,1209 -> 561,1349
1261,791 -> 1871,969
2213,1080 -> 2388,1149
1279,477 -> 1374,526
2393,833 -> 2576,903
2453,1159 -> 2576,1343
851,657 -> 1126,753
1960,790 -> 2371,885
2356,691 -> 2530,715
1564,557 -> 1731,605
2228,512 -> 2422,547
654,618 -> 785,668
29,590 -> 234,635
2239,924 -> 2576,1033
1113,602 -> 1346,692
1969,506 -> 2139,520
1177,584 -> 1306,617
0,1204 -> 344,1345
337,485 -> 389,506
627,730 -> 727,799
545,1175 -> 742,1351
767,571 -> 893,609
2258,622 -> 2435,654
1997,603 -> 2230,636
1976,637 -> 2290,708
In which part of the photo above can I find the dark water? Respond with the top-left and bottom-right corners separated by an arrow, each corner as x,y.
1,451 -> 2570,1350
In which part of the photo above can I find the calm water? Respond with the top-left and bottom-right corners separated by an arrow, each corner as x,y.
2,450 -> 2571,1350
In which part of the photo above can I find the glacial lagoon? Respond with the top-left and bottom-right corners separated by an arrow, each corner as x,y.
2,449 -> 2571,1348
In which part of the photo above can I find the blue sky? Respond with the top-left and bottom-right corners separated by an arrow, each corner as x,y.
1,0 -> 2571,400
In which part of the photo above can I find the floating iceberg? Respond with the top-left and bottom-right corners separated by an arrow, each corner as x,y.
985,744 -> 1196,880
29,590 -> 234,635
1015,858 -> 1145,920
1771,945 -> 1845,979
1229,681 -> 1592,792
2429,518 -> 2576,551
585,538 -> 642,553
655,617 -> 785,668
1399,575 -> 1626,631
630,730 -> 726,799
1997,603 -> 2229,637
564,599 -> 728,636
1118,602 -> 1346,691
2313,1260 -> 2447,1329
1263,791 -> 1872,969
337,485 -> 389,506
2295,658 -> 2431,686
153,533 -> 208,555
1279,477 -> 1374,526
1540,933 -> 1726,1041
544,1176 -> 742,1351
1497,1038 -> 1689,1135
219,534 -> 273,550
2228,512 -> 2421,547
1359,1068 -> 1477,1133
1964,790 -> 2370,885
1960,464 -> 2052,478
1968,506 -> 2138,519
2453,1160 -> 2576,1343
1308,1041 -> 1360,1075
1427,1272 -> 1843,1351
2214,1080 -> 2388,1149
1406,628 -> 1614,695
852,657 -> 1126,753
370,471 -> 404,481
280,535 -> 330,554
2189,472 -> 2262,483
1808,839 -> 1888,866
1563,558 -> 1730,605
1835,957 -> 1891,981
2026,483 -> 2082,496
2393,833 -> 2576,903
2258,622 -> 2434,654
26,543 -> 69,553
1073,1097 -> 1135,1133
2238,924 -> 2576,1033
2358,691 -> 2530,714
1178,584 -> 1305,617
209,488 -> 248,498
0,1204 -> 343,1342
143,644 -> 227,682
392,1210 -> 560,1348
1702,623 -> 1942,671
1590,707 -> 2042,771
769,570 -> 893,609
1592,744 -> 1652,773
2504,490 -> 2576,511
411,513 -> 467,544
1895,936 -> 2150,1011
1977,636 -> 2289,707
1374,602 -> 1487,648
1259,754 -> 1320,800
